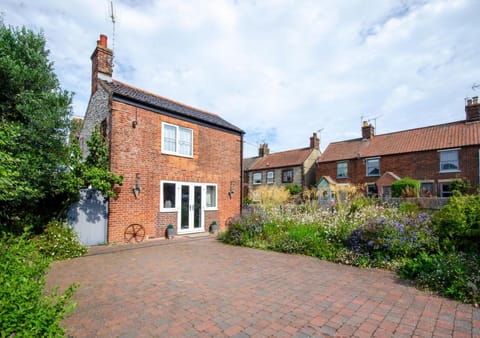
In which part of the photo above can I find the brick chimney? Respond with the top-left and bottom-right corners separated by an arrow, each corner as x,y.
362,121 -> 374,139
91,34 -> 113,95
310,132 -> 320,150
258,143 -> 270,157
466,96 -> 480,122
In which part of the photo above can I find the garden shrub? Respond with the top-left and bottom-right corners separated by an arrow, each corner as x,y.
220,211 -> 268,246
399,251 -> 480,305
37,220 -> 88,260
391,177 -> 420,197
432,194 -> 480,252
285,184 -> 302,196
0,232 -> 78,337
346,213 -> 438,266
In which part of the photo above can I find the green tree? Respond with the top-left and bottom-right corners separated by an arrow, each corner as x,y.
0,22 -> 72,231
0,22 -> 122,232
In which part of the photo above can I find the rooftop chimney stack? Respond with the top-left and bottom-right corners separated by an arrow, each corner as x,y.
466,96 -> 480,122
361,121 -> 374,140
91,34 -> 113,95
258,143 -> 270,157
310,132 -> 320,150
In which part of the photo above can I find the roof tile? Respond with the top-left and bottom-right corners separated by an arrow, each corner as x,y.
319,120 -> 480,162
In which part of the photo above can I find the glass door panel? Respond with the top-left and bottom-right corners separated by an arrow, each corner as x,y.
194,186 -> 202,229
180,185 -> 189,230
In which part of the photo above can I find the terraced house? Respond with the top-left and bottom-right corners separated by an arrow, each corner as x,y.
244,133 -> 321,200
316,98 -> 480,200
78,35 -> 244,243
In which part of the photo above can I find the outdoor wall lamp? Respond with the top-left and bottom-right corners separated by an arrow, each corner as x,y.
132,173 -> 141,198
228,181 -> 235,199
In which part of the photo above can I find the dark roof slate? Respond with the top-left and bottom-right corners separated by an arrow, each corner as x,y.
104,80 -> 243,134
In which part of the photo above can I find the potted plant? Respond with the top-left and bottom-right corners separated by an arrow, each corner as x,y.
209,221 -> 218,234
166,224 -> 174,239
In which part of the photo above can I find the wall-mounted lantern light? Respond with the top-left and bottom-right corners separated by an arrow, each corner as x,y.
228,181 -> 235,199
132,173 -> 141,198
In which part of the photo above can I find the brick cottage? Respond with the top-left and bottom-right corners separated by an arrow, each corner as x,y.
79,35 -> 244,243
316,98 -> 480,199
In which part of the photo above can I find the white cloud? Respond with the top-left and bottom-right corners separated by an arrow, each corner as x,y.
2,0 -> 480,157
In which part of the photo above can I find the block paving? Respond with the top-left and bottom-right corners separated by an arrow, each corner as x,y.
46,237 -> 480,337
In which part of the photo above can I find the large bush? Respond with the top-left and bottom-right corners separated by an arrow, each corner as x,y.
432,193 -> 480,252
0,232 -> 78,336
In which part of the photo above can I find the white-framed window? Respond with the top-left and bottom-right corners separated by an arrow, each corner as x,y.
439,149 -> 459,172
160,181 -> 218,211
337,161 -> 348,178
366,157 -> 380,177
205,184 -> 217,209
253,172 -> 262,185
161,181 -> 177,211
439,181 -> 454,197
162,122 -> 193,157
266,171 -> 274,184
282,169 -> 293,183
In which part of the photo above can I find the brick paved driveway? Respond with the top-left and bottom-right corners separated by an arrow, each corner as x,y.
47,237 -> 479,337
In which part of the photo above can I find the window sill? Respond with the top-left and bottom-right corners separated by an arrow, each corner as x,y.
439,170 -> 460,174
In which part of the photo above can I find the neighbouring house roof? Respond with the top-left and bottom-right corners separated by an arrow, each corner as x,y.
243,157 -> 260,171
319,120 -> 480,163
102,80 -> 244,134
247,147 -> 316,171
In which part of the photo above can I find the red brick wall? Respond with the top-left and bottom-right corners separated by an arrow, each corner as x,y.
107,101 -> 242,243
316,147 -> 479,195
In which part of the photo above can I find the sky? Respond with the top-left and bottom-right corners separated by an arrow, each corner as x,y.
2,0 -> 480,157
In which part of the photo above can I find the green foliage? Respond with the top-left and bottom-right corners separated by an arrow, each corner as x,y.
391,177 -> 420,197
37,220 -> 88,260
432,194 -> 480,252
399,251 -> 480,305
0,231 -> 78,336
285,184 -> 302,195
0,22 -> 73,232
346,214 -> 438,267
449,179 -> 473,195
398,201 -> 420,215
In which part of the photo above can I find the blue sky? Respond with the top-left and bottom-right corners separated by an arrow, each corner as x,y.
3,0 -> 480,157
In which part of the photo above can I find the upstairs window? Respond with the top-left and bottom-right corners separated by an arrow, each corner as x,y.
162,122 -> 193,157
366,158 -> 380,177
253,172 -> 262,185
439,149 -> 459,172
337,161 -> 348,178
282,169 -> 293,183
266,171 -> 274,184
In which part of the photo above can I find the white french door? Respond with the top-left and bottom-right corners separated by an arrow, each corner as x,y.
178,184 -> 204,234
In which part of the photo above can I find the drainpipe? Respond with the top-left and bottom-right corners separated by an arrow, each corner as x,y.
240,133 -> 244,215
478,148 -> 480,189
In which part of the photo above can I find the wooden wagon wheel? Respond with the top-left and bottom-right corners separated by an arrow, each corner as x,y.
124,223 -> 145,243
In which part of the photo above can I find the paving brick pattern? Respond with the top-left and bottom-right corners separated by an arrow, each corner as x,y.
46,237 -> 480,337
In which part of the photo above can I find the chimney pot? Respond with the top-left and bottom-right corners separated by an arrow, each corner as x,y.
99,34 -> 108,48
466,96 -> 480,122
